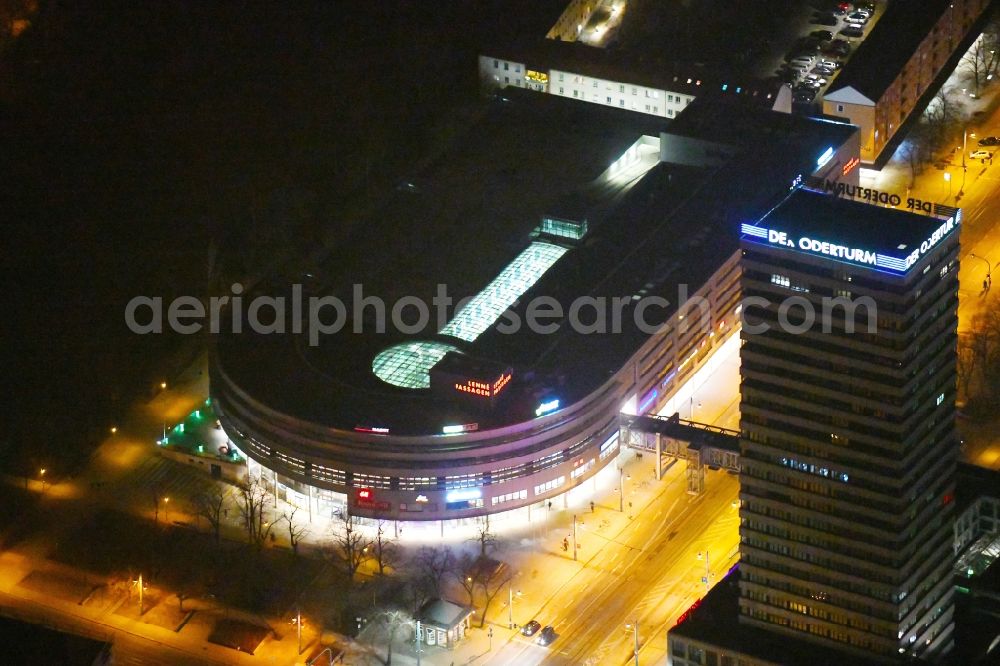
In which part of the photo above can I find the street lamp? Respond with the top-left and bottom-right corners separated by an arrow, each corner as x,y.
508,585 -> 523,629
414,619 -> 423,666
294,607 -> 304,655
39,468 -> 46,492
618,466 -> 624,513
698,551 -> 712,592
625,619 -> 639,666
970,253 -> 992,288
572,514 -> 578,561
163,497 -> 170,523
134,573 -> 145,615
160,381 -> 167,390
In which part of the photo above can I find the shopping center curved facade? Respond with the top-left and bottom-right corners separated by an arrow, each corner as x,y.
210,89 -> 858,524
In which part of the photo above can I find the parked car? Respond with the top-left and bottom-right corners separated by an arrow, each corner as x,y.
794,89 -> 818,104
818,59 -> 842,69
521,620 -> 541,637
810,13 -> 838,26
789,55 -> 815,65
538,626 -> 558,647
825,39 -> 851,56
805,74 -> 828,86
845,13 -> 869,25
970,149 -> 993,160
978,136 -> 1000,146
810,30 -> 834,41
856,1 -> 875,12
840,26 -> 864,38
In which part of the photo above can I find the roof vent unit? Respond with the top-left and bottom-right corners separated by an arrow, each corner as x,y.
538,215 -> 588,242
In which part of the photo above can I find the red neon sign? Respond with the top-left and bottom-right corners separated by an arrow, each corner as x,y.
675,597 -> 703,626
842,156 -> 860,176
356,488 -> 373,502
454,372 -> 512,398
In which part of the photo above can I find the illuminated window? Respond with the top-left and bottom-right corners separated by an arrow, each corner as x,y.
540,216 -> 587,240
372,341 -> 461,389
440,242 -> 568,342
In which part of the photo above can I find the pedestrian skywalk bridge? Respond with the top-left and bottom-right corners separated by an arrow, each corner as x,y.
619,412 -> 739,495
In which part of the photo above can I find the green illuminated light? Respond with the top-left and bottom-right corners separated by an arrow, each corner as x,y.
372,341 -> 461,389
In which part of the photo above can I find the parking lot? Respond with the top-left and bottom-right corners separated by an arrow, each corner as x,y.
776,1 -> 883,108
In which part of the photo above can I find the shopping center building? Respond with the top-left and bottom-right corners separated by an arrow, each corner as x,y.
210,89 -> 858,526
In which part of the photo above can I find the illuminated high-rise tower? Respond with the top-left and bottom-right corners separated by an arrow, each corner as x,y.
737,188 -> 960,661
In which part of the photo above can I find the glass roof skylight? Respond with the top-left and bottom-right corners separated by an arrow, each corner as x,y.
372,341 -> 461,389
440,241 -> 568,342
370,241 -> 569,390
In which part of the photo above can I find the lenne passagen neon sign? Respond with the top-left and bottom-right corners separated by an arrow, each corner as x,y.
454,372 -> 512,398
740,216 -> 957,273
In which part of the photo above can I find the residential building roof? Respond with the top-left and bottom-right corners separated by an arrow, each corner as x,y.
419,599 -> 474,630
826,0 -> 953,103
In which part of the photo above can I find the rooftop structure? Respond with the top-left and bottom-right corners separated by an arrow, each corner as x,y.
211,88 -> 859,524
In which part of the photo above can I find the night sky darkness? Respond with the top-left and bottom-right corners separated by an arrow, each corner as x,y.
0,1 -> 563,473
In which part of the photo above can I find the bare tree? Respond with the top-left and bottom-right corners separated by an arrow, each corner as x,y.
410,545 -> 454,597
399,569 -> 434,617
476,562 -> 513,628
235,475 -> 275,549
957,333 -> 977,404
193,487 -> 228,544
281,506 -> 309,556
371,520 -> 397,575
925,88 -> 966,154
962,18 -> 1000,95
470,515 -> 497,558
329,512 -> 371,579
374,608 -> 411,665
451,552 -> 478,606
898,120 -> 937,187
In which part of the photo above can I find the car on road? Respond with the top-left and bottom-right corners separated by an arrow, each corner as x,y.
978,136 -> 1000,146
538,625 -> 558,646
840,26 -> 864,38
970,149 -> 993,160
521,620 -> 541,637
810,13 -> 838,26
